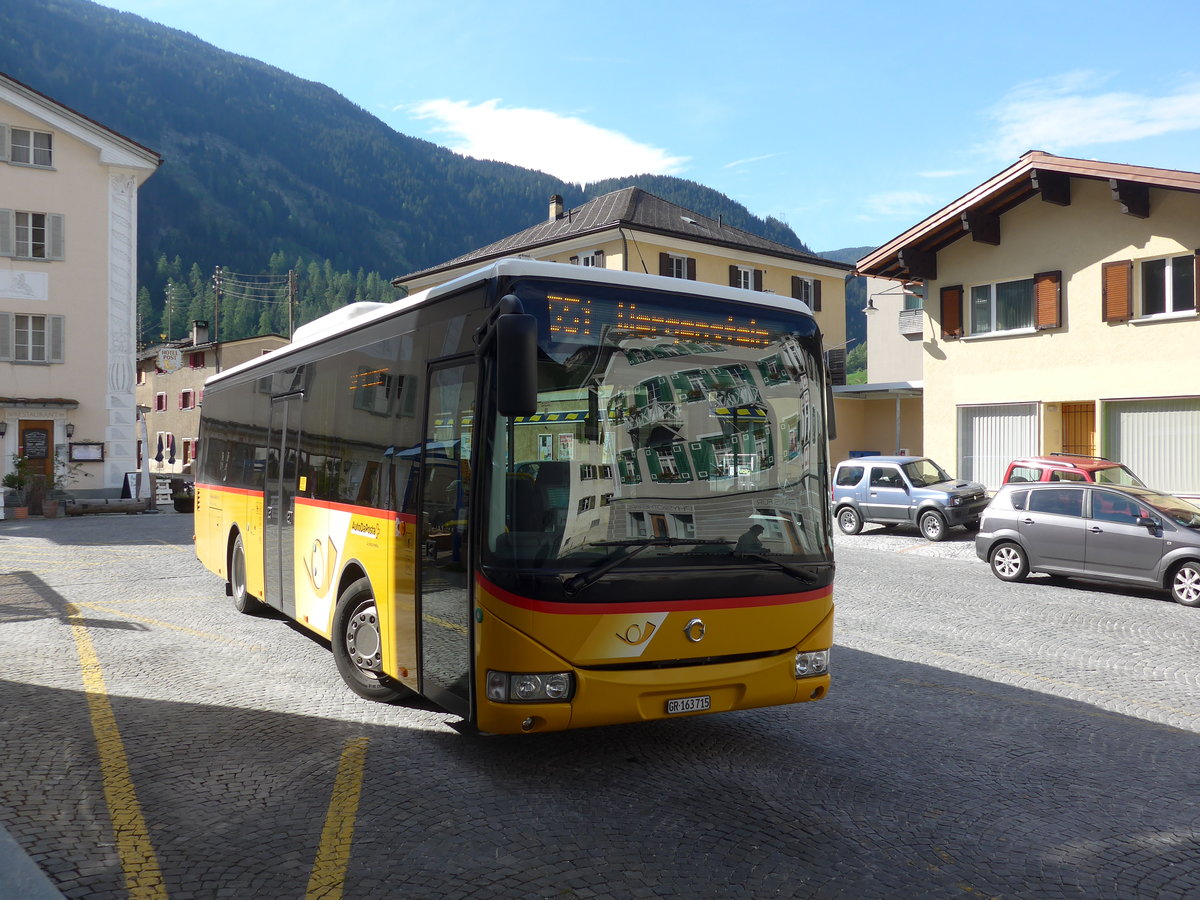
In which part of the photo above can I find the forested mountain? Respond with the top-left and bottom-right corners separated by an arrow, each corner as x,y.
1,0 -> 816,343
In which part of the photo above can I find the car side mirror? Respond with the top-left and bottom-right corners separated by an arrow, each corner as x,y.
1136,516 -> 1158,531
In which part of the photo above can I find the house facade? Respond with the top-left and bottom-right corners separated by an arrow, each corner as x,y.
856,151 -> 1200,495
395,188 -> 859,458
0,72 -> 160,500
135,322 -> 288,477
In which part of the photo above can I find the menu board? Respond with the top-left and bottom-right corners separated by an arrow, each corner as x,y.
23,428 -> 49,460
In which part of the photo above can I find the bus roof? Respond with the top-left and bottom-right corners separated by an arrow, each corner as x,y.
207,258 -> 817,386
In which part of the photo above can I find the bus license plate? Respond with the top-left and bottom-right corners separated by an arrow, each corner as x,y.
667,695 -> 711,715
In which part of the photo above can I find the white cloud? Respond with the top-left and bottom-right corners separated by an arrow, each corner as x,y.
860,190 -> 938,220
987,72 -> 1200,159
407,98 -> 688,184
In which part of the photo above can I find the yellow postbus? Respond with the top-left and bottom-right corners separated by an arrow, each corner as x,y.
195,259 -> 834,733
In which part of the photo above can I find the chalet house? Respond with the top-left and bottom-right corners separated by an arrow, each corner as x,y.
394,187 -> 862,459
856,151 -> 1200,495
0,72 -> 160,502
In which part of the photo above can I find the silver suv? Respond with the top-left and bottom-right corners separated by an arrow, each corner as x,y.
832,456 -> 989,542
975,482 -> 1200,607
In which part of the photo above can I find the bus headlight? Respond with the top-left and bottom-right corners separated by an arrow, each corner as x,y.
487,670 -> 574,703
794,650 -> 829,678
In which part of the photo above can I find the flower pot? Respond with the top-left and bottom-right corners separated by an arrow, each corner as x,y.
11,506 -> 28,519
42,500 -> 59,518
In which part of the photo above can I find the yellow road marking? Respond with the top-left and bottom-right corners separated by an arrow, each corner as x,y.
76,601 -> 269,652
423,613 -> 467,635
66,602 -> 167,899
307,736 -> 369,899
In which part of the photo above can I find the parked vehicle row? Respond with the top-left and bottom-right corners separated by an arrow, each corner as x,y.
834,453 -> 1200,608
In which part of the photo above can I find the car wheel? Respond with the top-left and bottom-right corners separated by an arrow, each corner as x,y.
836,506 -> 863,535
990,542 -> 1029,582
1169,561 -> 1200,607
333,577 -> 412,703
919,510 -> 948,542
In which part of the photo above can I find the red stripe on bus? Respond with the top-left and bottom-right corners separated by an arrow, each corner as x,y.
476,572 -> 829,615
295,496 -> 398,520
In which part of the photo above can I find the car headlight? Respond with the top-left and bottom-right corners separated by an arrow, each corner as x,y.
487,670 -> 574,703
794,649 -> 829,678
950,496 -> 963,506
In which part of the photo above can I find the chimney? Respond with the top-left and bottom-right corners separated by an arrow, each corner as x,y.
549,194 -> 564,221
192,320 -> 210,345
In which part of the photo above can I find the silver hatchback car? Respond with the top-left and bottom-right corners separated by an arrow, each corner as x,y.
975,482 -> 1200,606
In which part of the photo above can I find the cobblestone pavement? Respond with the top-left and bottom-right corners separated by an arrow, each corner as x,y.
1,512 -> 1200,898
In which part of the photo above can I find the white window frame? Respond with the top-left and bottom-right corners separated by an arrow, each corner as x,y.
9,128 -> 54,168
666,254 -> 688,279
968,277 -> 1036,336
0,312 -> 64,364
154,392 -> 167,412
735,266 -> 755,291
0,210 -> 64,260
179,389 -> 196,410
793,277 -> 813,303
1138,254 -> 1196,318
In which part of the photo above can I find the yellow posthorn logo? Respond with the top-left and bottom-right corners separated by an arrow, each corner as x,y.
304,537 -> 338,593
615,621 -> 657,646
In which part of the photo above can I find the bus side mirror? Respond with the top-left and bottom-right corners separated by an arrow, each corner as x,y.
496,313 -> 538,417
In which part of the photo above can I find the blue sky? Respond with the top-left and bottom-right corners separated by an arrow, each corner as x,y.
103,0 -> 1200,253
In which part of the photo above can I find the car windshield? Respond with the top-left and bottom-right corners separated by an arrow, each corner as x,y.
1094,464 -> 1146,487
901,458 -> 951,487
1144,492 -> 1200,529
480,277 -> 832,584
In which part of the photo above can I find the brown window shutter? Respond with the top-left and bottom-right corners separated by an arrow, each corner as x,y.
812,279 -> 822,311
791,276 -> 802,300
1102,260 -> 1132,322
940,285 -> 963,338
753,269 -> 763,291
686,257 -> 697,281
594,250 -> 605,268
729,265 -> 739,287
569,255 -> 579,265
1034,271 -> 1062,329
659,252 -> 670,277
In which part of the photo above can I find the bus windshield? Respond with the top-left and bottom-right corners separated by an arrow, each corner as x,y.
480,277 -> 831,593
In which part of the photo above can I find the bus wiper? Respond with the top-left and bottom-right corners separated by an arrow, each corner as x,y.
733,554 -> 831,585
563,539 -> 730,596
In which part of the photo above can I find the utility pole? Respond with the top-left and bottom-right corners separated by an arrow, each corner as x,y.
165,282 -> 174,341
288,269 -> 297,339
212,266 -> 222,373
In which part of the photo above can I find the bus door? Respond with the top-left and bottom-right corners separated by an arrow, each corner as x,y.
264,391 -> 303,618
416,362 -> 476,718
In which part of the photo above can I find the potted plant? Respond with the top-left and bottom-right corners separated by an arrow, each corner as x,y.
44,450 -> 86,517
2,455 -> 31,519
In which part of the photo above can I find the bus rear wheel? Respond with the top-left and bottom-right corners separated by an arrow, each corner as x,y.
333,577 -> 410,703
230,533 -> 266,615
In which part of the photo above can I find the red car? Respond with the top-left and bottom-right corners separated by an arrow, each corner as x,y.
1001,454 -> 1145,487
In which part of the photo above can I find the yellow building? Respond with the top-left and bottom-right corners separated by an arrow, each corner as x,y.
0,72 -> 160,502
395,187 -> 857,457
857,151 -> 1200,495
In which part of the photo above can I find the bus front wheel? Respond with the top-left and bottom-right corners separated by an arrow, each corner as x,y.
230,533 -> 266,615
333,577 -> 410,703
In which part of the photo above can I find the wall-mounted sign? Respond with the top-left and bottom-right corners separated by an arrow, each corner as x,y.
157,348 -> 183,374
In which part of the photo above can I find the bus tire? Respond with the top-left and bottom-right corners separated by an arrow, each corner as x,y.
230,532 -> 266,615
333,577 -> 410,703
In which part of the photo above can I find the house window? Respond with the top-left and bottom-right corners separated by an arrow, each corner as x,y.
571,250 -> 605,268
9,129 -> 53,168
730,266 -> 762,291
0,210 -> 64,260
791,276 -> 821,311
2,313 -> 65,363
180,389 -> 196,410
155,392 -> 167,412
189,351 -> 206,368
1140,255 -> 1195,316
969,278 -> 1035,334
659,253 -> 695,280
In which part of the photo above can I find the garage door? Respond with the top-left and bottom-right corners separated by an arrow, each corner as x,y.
1104,398 -> 1200,496
958,403 -> 1038,490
